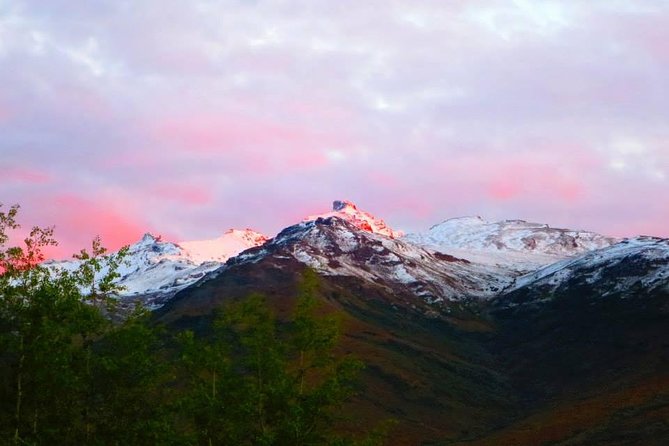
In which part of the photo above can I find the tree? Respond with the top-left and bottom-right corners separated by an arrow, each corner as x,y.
0,203 -> 130,444
87,307 -> 175,445
176,270 -> 368,446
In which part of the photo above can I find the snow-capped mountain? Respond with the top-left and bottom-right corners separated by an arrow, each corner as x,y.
228,202 -> 516,303
502,236 -> 669,306
405,216 -> 617,272
46,229 -> 268,307
44,199 -> 665,311
152,202 -> 669,446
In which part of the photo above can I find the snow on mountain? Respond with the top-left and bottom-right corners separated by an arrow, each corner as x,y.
176,229 -> 269,263
506,236 -> 669,301
196,202 -> 625,305
43,200 -> 658,310
230,209 -> 515,303
305,200 -> 404,239
45,229 -> 268,307
404,217 -> 617,272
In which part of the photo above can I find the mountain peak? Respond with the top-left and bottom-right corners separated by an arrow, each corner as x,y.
177,228 -> 268,264
305,200 -> 403,238
138,232 -> 161,245
332,200 -> 358,212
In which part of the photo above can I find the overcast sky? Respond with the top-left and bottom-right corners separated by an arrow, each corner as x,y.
1,0 -> 668,257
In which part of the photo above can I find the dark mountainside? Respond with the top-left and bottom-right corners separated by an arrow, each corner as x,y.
153,207 -> 669,445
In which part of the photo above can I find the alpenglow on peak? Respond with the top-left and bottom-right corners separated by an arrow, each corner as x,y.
305,200 -> 403,238
332,200 -> 358,212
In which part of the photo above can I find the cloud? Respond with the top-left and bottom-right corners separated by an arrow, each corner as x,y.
1,167 -> 51,184
149,183 -> 214,206
1,0 -> 668,257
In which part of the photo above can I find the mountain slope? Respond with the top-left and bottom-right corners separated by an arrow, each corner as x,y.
155,249 -> 518,445
153,204 -> 669,445
504,236 -> 669,304
176,229 -> 269,263
468,236 -> 669,446
405,216 -> 617,272
45,229 -> 267,307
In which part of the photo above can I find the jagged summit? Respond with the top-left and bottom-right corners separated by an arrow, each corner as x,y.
140,232 -> 155,242
304,200 -> 403,239
332,200 -> 358,212
138,232 -> 161,245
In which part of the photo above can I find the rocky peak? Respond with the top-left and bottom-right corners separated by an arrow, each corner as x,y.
305,200 -> 403,239
139,233 -> 159,244
332,200 -> 358,212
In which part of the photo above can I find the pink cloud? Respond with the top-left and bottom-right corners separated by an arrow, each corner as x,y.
488,178 -> 522,200
604,11 -> 669,64
428,149 -> 597,205
153,114 -> 321,152
485,163 -> 586,202
38,194 -> 151,258
2,168 -> 51,185
147,112 -> 350,173
366,171 -> 402,189
150,184 -> 214,205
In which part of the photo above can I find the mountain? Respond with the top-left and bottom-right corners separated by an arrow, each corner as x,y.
405,216 -> 617,272
226,203 -> 515,305
151,201 -> 668,445
47,200 -> 620,307
483,236 -> 669,446
504,235 -> 669,304
45,228 -> 267,308
154,206 -> 518,443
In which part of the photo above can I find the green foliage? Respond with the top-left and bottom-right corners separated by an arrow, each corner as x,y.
0,203 -> 133,444
87,307 -> 174,445
73,236 -> 130,305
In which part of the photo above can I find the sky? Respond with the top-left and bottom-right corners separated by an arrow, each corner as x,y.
1,0 -> 668,257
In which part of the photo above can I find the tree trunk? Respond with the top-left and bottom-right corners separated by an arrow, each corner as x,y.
14,335 -> 25,445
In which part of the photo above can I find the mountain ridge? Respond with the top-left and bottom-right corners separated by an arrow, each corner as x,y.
42,200 -> 667,311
